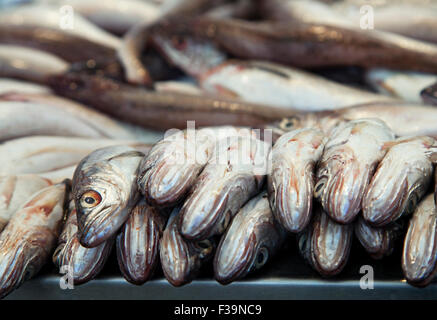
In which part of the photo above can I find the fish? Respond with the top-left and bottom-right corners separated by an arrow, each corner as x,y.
0,44 -> 69,83
0,25 -> 116,63
116,199 -> 167,285
355,216 -> 404,260
160,206 -> 216,286
298,206 -> 353,277
137,126 -> 254,208
53,200 -> 114,285
38,166 -> 77,184
0,136 -> 150,175
0,4 -> 122,49
53,0 -> 161,35
0,92 -> 137,140
48,73 -> 296,130
214,192 -> 286,284
365,69 -> 437,104
421,82 -> 437,106
362,136 -> 435,227
314,118 -> 395,224
268,128 -> 326,233
179,134 -> 271,240
0,78 -> 51,95
149,15 -> 437,73
331,0 -> 437,44
0,182 -> 68,298
154,80 -> 203,95
402,194 -> 437,287
72,145 -> 144,248
0,175 -> 52,231
199,60 -> 393,111
204,0 -> 256,20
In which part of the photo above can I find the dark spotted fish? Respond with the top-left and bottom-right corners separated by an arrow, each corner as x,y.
298,206 -> 353,277
72,146 -> 144,248
402,194 -> 437,287
0,182 -> 68,298
53,200 -> 114,285
160,207 -> 216,287
116,199 -> 167,285
314,119 -> 395,224
214,192 -> 286,284
268,128 -> 326,233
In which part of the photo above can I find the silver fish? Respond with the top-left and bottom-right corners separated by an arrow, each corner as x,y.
72,146 -> 144,247
0,78 -> 51,95
362,136 -> 435,227
0,4 -> 121,49
0,136 -> 149,175
160,206 -> 215,286
0,174 -> 52,231
178,134 -> 271,240
355,216 -> 404,260
268,128 -> 326,233
53,200 -> 114,285
0,182 -> 68,298
137,126 -> 253,208
116,199 -> 167,285
0,92 -> 137,141
214,192 -> 286,284
0,44 -> 69,83
365,69 -> 437,104
402,194 -> 437,287
314,119 -> 395,224
298,206 -> 353,277
199,60 -> 393,111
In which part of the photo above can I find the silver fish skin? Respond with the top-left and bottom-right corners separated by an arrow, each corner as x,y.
0,44 -> 69,83
0,175 -> 52,231
298,206 -> 353,277
137,126 -> 254,208
362,136 -> 435,227
315,118 -> 395,224
402,194 -> 437,287
355,216 -> 404,260
160,206 -> 216,287
268,128 -> 326,233
0,78 -> 51,95
0,4 -> 122,49
72,145 -> 145,248
0,182 -> 68,298
116,199 -> 167,285
0,136 -> 150,176
199,60 -> 393,111
0,92 -> 137,141
53,200 -> 114,285
179,134 -> 271,240
365,69 -> 437,104
421,82 -> 437,106
214,192 -> 286,284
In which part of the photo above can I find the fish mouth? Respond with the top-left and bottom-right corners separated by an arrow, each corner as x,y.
214,233 -> 256,285
318,161 -> 369,224
77,203 -> 125,248
160,225 -> 193,287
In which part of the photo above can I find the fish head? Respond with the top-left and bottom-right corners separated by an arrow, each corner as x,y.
151,32 -> 227,78
73,175 -> 126,248
160,212 -> 215,286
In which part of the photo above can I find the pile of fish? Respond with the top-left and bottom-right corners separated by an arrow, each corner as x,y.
2,0 -> 437,298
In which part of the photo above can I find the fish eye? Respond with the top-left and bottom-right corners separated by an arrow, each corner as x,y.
172,36 -> 187,50
195,240 -> 212,257
254,247 -> 268,269
80,190 -> 102,209
406,193 -> 418,214
279,117 -> 299,131
314,180 -> 325,198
